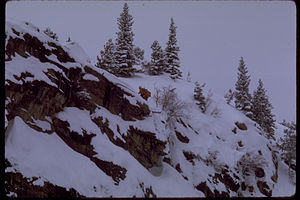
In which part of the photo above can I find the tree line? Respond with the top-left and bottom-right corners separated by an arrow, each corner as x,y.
95,3 -> 182,80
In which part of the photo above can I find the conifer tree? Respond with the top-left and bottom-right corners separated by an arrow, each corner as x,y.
96,38 -> 116,74
278,121 -> 296,178
114,2 -> 135,77
234,57 -> 252,116
194,81 -> 206,113
66,37 -> 72,43
43,27 -> 59,41
149,40 -> 165,75
133,46 -> 144,66
165,17 -> 182,80
251,79 -> 276,138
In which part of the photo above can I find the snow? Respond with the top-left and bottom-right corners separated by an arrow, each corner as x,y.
6,18 -> 61,46
64,41 -> 91,66
30,119 -> 52,132
118,72 -> 294,196
82,73 -> 98,81
56,107 -> 99,136
272,160 -> 296,196
5,54 -> 59,88
5,116 -> 115,197
5,19 -> 295,197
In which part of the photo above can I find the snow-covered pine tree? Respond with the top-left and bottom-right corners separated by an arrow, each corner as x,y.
224,89 -> 234,105
165,17 -> 182,80
234,57 -> 252,117
133,46 -> 144,66
149,40 -> 165,75
194,81 -> 206,113
278,121 -> 296,179
66,37 -> 71,43
95,38 -> 116,74
251,79 -> 276,139
114,2 -> 135,77
43,27 -> 59,41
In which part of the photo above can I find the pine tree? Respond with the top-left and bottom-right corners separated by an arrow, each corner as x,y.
149,40 -> 165,75
234,57 -> 251,116
96,38 -> 116,74
194,81 -> 206,113
114,3 -> 135,77
66,37 -> 72,43
251,79 -> 276,138
165,17 -> 182,80
224,89 -> 234,105
133,46 -> 144,66
43,27 -> 59,41
278,121 -> 296,178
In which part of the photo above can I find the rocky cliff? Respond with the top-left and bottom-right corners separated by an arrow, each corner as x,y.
4,20 -> 295,198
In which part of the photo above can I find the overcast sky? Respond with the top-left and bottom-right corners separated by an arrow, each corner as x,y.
6,1 -> 296,123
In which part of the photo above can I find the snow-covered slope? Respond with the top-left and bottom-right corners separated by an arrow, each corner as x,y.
4,20 -> 295,198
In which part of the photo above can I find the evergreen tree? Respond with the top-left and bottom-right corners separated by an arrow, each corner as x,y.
165,17 -> 182,80
114,2 -> 135,77
149,40 -> 165,75
278,121 -> 296,178
133,46 -> 144,66
66,37 -> 72,43
251,79 -> 276,138
194,81 -> 206,113
234,57 -> 252,116
224,89 -> 234,105
43,27 -> 59,41
96,38 -> 116,74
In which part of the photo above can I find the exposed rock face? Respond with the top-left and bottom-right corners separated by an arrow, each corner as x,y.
195,182 -> 214,197
52,117 -> 97,157
139,182 -> 157,198
257,181 -> 272,197
5,160 -> 82,198
5,172 -> 83,198
232,127 -> 237,134
6,34 -> 75,63
175,130 -> 189,143
5,21 -> 284,198
235,121 -> 247,130
255,167 -> 265,178
5,22 -> 159,197
124,126 -> 167,169
91,117 -> 167,169
90,157 -> 127,184
183,151 -> 197,165
83,66 -> 150,121
6,80 -> 66,122
214,171 -> 240,192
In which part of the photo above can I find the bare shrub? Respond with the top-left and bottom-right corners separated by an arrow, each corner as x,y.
154,85 -> 188,129
205,150 -> 225,171
205,89 -> 213,111
210,106 -> 221,118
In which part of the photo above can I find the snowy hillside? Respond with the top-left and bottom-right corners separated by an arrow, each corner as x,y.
4,19 -> 295,198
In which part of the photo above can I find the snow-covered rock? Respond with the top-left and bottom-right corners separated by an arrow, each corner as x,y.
5,19 -> 295,198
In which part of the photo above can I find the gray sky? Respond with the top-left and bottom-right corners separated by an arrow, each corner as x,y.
6,1 -> 296,123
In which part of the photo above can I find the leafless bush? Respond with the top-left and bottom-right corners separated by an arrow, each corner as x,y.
154,85 -> 188,129
205,150 -> 225,171
210,106 -> 221,118
205,89 -> 213,111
